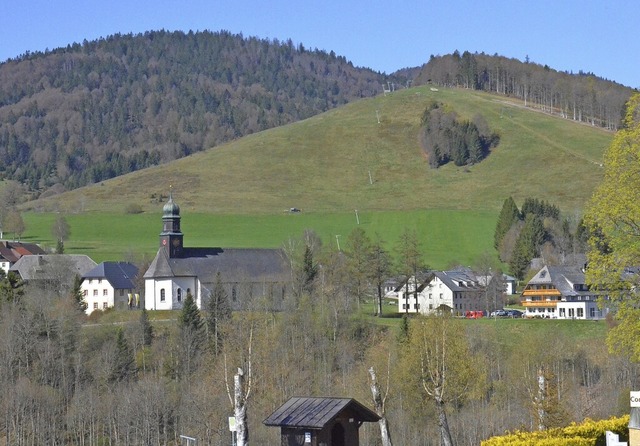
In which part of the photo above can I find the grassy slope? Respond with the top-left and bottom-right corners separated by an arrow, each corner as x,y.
27,85 -> 611,215
18,86 -> 612,264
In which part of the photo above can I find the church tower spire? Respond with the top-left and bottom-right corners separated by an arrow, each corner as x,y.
160,188 -> 183,258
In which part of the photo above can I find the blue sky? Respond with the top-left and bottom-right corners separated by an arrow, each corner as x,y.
2,0 -> 638,88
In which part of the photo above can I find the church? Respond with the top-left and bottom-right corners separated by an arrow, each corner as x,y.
143,193 -> 291,311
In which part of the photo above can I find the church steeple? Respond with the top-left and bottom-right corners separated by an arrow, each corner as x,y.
160,189 -> 183,258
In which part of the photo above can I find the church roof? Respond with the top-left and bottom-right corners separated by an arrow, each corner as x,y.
144,246 -> 288,284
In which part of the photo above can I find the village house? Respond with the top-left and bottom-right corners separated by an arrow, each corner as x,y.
10,254 -> 97,292
395,268 -> 490,316
82,262 -> 138,314
143,193 -> 291,311
521,265 -> 607,320
0,240 -> 46,274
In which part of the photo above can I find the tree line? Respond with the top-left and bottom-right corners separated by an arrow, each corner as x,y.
0,30 -> 399,196
494,197 -> 589,280
416,51 -> 633,131
0,226 -> 635,444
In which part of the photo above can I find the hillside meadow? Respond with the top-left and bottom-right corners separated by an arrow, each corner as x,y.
25,85 -> 612,217
15,85 -> 613,264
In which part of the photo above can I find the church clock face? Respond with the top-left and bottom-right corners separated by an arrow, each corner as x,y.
172,238 -> 181,247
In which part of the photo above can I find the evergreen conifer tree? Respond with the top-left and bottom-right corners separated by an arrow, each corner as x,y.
206,272 -> 231,354
71,274 -> 86,312
178,291 -> 204,377
302,244 -> 317,295
494,197 -> 520,250
110,327 -> 136,383
139,307 -> 153,347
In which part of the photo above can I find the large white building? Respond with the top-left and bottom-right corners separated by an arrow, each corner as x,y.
396,269 -> 488,316
143,193 -> 291,311
82,262 -> 138,314
521,265 -> 607,320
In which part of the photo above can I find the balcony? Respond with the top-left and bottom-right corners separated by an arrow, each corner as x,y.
522,288 -> 561,297
521,300 -> 559,308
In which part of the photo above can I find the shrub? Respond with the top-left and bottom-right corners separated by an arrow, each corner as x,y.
481,416 -> 629,446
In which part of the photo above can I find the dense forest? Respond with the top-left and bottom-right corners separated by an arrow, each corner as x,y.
416,51 -> 634,131
0,30 -> 397,194
0,229 -> 635,445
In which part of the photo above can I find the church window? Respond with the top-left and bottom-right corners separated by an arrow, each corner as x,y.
160,289 -> 165,302
177,288 -> 182,302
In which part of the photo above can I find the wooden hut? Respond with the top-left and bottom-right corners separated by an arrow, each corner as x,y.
263,397 -> 380,446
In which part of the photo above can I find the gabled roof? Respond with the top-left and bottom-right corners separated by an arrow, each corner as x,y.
144,247 -> 289,284
0,241 -> 46,263
526,265 -> 591,297
263,397 -> 379,429
435,270 -> 482,291
83,262 -> 138,289
10,254 -> 97,281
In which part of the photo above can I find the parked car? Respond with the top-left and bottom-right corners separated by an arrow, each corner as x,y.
490,309 -> 508,317
505,309 -> 523,318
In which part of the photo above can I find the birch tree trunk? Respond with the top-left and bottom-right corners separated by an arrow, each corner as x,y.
234,368 -> 249,446
368,366 -> 393,446
435,394 -> 454,446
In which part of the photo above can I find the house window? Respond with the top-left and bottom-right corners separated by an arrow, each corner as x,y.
160,289 -> 165,302
429,293 -> 432,299
93,302 -> 98,310
98,279 -> 102,284
577,308 -> 584,318
103,289 -> 108,296
590,307 -> 595,318
93,289 -> 98,296
415,304 -> 420,310
83,289 -> 88,296
177,288 -> 182,302
429,304 -> 433,310
103,302 -> 108,309
439,293 -> 443,299
402,304 -> 407,310
568,308 -> 575,318
559,308 -> 565,317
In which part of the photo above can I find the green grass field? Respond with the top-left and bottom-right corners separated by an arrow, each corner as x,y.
22,207 -> 497,266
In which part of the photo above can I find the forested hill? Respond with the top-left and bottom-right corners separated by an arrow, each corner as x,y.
415,51 -> 634,131
0,30 -> 397,195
